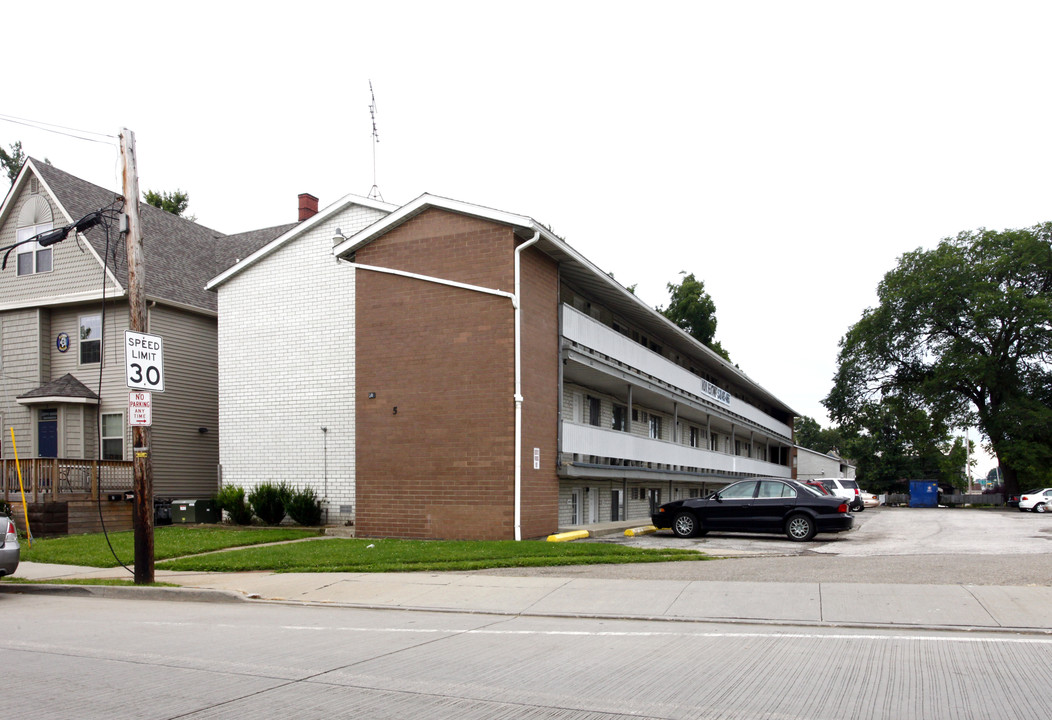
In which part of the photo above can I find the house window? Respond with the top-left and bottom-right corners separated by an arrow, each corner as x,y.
612,405 -> 627,432
649,415 -> 662,440
80,315 -> 102,364
689,426 -> 700,448
710,432 -> 720,452
101,414 -> 124,460
16,223 -> 54,275
587,396 -> 601,426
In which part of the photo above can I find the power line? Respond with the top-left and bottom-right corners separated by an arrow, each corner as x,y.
0,112 -> 118,146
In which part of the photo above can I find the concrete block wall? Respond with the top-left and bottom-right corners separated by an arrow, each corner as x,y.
216,205 -> 387,524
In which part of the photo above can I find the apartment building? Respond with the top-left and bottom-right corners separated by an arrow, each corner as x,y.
210,192 -> 796,540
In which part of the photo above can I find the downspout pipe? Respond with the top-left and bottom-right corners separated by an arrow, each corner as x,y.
513,230 -> 541,541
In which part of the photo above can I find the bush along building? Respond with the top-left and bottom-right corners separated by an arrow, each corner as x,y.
208,193 -> 797,540
0,160 -> 292,532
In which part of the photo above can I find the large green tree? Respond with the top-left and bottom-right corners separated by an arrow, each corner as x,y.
824,223 -> 1052,496
1,141 -> 26,184
659,272 -> 730,361
793,416 -> 843,455
144,188 -> 190,217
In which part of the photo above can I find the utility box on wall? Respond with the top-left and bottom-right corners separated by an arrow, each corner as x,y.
909,481 -> 939,508
171,499 -> 218,523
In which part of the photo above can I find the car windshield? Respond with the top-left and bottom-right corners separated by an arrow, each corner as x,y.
843,480 -> 859,489
1024,488 -> 1042,494
801,484 -> 827,497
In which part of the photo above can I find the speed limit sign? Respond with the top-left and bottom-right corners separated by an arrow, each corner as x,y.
125,330 -> 165,392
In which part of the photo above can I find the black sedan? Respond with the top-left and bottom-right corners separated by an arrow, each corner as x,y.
651,478 -> 854,542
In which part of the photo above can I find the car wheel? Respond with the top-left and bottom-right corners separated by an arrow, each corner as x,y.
785,514 -> 816,542
1036,503 -> 1047,514
672,511 -> 700,538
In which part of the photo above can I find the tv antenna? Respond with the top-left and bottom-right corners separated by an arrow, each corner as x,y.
368,80 -> 383,201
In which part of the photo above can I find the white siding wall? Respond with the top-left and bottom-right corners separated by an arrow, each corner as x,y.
216,205 -> 386,524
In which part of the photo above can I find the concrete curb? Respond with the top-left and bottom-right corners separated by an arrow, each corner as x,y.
0,582 -> 246,604
546,530 -> 590,542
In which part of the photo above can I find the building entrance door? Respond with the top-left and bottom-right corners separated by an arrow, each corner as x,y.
38,414 -> 58,457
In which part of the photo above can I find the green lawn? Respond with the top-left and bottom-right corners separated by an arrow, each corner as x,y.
19,526 -> 706,573
156,536 -> 706,573
21,525 -> 321,568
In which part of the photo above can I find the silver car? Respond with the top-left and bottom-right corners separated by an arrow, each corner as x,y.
1,513 -> 20,578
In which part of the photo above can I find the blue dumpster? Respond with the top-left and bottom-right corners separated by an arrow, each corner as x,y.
909,480 -> 939,508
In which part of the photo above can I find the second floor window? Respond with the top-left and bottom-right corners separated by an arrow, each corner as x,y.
649,415 -> 662,440
612,405 -> 627,432
80,315 -> 101,364
689,426 -> 700,448
16,223 -> 53,275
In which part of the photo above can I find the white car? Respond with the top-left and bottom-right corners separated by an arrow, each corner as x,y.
861,491 -> 880,508
1018,488 -> 1052,513
815,478 -> 865,512
1,513 -> 19,578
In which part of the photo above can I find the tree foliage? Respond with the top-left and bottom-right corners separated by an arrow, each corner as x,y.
1,141 -> 26,185
144,188 -> 190,216
824,223 -> 1052,495
793,416 -> 843,455
660,272 -> 730,361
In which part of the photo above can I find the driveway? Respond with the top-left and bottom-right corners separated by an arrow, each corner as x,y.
477,507 -> 1052,586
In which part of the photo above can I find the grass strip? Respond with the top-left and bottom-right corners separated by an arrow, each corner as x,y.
157,537 -> 708,573
20,525 -> 321,568
2,577 -> 180,587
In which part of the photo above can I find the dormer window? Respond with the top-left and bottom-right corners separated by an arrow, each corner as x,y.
15,195 -> 54,276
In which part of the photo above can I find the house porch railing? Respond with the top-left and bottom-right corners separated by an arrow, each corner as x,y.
2,458 -> 134,504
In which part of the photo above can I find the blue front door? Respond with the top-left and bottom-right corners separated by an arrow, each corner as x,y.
38,419 -> 57,458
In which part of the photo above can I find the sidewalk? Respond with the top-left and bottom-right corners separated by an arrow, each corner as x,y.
7,560 -> 1052,634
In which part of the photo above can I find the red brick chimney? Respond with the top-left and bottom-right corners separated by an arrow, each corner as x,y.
298,193 -> 319,221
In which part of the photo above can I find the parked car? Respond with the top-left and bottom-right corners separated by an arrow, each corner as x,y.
1018,488 -> 1052,513
815,477 -> 865,512
804,481 -> 835,496
861,491 -> 880,508
651,478 -> 854,542
1,513 -> 19,578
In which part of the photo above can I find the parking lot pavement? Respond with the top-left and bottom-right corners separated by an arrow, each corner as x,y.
588,506 -> 1050,558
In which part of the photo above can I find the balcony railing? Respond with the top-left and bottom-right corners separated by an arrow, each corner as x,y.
562,305 -> 793,440
2,458 -> 134,504
562,422 -> 791,478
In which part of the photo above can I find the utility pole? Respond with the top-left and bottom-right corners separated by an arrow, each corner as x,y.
120,128 -> 154,584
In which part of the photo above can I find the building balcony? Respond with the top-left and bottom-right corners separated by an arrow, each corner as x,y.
560,305 -> 792,441
561,422 -> 791,479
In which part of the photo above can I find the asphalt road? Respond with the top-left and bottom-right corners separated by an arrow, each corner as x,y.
475,507 -> 1052,586
5,594 -> 1051,720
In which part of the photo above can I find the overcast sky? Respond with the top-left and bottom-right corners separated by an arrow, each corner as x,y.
7,1 -> 1047,476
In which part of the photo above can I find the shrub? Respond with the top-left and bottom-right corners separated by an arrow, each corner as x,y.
248,482 -> 291,525
214,485 -> 253,525
286,486 -> 323,526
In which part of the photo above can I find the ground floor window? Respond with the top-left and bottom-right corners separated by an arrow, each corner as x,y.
101,413 -> 124,460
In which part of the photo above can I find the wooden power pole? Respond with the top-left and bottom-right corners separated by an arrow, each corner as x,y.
120,128 -> 154,584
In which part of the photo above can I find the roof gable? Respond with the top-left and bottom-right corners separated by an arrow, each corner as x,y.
206,193 -> 396,290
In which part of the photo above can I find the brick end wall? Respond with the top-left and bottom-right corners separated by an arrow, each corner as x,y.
354,209 -> 559,539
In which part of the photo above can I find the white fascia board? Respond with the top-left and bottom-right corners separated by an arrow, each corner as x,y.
333,193 -> 537,257
0,287 -> 128,312
16,395 -> 99,406
206,193 -> 398,290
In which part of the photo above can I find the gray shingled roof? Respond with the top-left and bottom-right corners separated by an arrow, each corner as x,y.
17,373 -> 100,402
31,160 -> 292,313
217,223 -> 299,271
